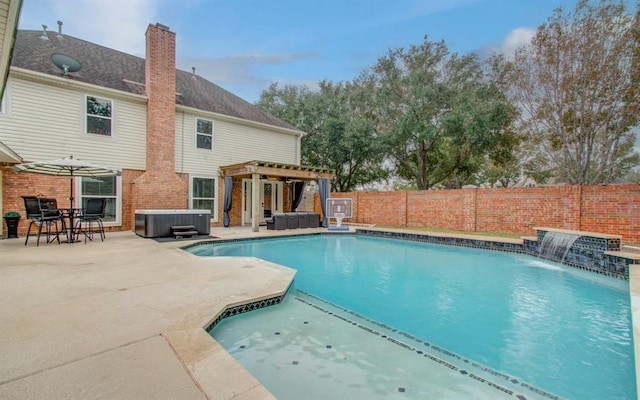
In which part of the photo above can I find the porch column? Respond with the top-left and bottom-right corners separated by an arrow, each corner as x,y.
251,172 -> 260,232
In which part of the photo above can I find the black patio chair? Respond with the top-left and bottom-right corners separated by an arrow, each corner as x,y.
75,198 -> 106,243
22,196 -> 66,246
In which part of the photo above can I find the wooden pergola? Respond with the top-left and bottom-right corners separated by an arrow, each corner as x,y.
220,160 -> 334,232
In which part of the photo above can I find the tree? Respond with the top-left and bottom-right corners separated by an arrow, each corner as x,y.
508,0 -> 640,184
256,81 -> 387,192
365,37 -> 517,190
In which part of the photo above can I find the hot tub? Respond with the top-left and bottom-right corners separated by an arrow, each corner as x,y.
134,209 -> 211,238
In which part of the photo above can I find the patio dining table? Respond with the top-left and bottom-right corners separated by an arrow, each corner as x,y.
59,208 -> 83,243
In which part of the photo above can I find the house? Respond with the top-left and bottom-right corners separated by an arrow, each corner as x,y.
0,0 -> 21,101
0,22 -> 332,236
0,0 -> 21,161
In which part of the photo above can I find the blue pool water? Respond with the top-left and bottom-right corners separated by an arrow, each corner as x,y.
188,234 -> 636,400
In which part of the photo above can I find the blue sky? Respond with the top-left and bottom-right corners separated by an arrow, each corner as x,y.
18,0 -> 610,103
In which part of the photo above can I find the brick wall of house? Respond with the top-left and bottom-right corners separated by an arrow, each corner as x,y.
1,164 -> 144,235
122,169 -> 145,231
2,162 -> 72,223
131,23 -> 187,212
328,184 -> 640,244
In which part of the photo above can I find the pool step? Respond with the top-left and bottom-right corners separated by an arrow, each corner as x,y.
171,225 -> 198,239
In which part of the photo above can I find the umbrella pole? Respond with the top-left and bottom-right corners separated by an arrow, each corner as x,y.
68,172 -> 76,242
70,173 -> 74,208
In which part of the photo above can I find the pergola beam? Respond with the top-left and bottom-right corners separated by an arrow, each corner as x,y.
220,160 -> 334,181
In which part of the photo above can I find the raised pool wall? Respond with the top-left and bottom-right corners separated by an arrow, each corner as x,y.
358,227 -> 635,280
525,228 -> 630,280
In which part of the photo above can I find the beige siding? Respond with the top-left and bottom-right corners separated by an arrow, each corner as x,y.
0,77 -> 146,169
0,2 -> 7,45
175,110 -> 299,176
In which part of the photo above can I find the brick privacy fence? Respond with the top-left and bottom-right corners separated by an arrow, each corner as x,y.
326,184 -> 640,245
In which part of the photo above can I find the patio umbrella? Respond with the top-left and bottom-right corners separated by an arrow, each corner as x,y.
10,155 -> 121,208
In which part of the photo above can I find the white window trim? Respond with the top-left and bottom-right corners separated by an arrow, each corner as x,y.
85,94 -> 114,137
195,117 -> 214,151
190,175 -> 218,222
75,176 -> 123,226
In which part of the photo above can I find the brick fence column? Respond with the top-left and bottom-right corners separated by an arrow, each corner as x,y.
462,188 -> 477,232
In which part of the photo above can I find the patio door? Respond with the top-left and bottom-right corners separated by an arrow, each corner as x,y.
242,179 -> 283,225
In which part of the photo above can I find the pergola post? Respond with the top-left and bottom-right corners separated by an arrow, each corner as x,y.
251,172 -> 260,232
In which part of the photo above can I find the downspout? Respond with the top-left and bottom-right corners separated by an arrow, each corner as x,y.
180,110 -> 185,176
180,110 -> 187,208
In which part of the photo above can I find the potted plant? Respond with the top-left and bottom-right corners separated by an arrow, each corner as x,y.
3,211 -> 21,238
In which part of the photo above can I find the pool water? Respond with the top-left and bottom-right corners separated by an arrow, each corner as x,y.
189,234 -> 636,400
214,289 -> 529,400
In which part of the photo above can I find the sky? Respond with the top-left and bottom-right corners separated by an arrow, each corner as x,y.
14,0 -> 640,156
18,0 -> 614,103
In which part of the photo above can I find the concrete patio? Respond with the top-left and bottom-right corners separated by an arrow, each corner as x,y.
0,227 -> 326,400
1,225 -> 638,399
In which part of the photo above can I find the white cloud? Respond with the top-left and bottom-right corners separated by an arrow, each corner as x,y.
177,53 -> 320,102
499,27 -> 536,56
178,53 -> 318,85
477,26 -> 536,59
20,0 -> 158,56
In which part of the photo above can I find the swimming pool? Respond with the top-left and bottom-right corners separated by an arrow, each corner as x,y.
188,234 -> 636,400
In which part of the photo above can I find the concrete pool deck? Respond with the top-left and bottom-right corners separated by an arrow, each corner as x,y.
0,226 -> 638,399
0,227 -> 315,399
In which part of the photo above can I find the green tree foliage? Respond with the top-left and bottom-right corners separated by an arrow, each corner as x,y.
508,0 -> 640,184
364,37 -> 517,190
257,81 -> 387,192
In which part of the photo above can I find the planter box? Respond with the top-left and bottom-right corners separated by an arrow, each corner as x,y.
3,217 -> 20,238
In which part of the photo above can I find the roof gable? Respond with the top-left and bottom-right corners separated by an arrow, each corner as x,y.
11,30 -> 298,131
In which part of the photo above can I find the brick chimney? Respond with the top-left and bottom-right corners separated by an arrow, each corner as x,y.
132,23 -> 187,211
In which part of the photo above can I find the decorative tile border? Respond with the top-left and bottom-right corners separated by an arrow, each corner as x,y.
356,229 -> 526,253
204,287 -> 291,333
182,233 -> 326,251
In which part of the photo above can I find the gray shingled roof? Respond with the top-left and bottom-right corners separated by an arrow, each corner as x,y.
11,30 -> 299,131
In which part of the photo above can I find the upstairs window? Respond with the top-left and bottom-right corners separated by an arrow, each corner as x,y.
196,118 -> 213,150
86,95 -> 113,136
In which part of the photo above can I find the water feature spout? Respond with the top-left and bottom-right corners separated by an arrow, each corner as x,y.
538,231 -> 581,263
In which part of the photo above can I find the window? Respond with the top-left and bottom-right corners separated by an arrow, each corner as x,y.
86,95 -> 113,136
196,118 -> 213,150
192,177 -> 216,220
79,176 -> 120,224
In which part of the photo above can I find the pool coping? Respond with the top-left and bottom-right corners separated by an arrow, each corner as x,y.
183,228 -> 639,400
